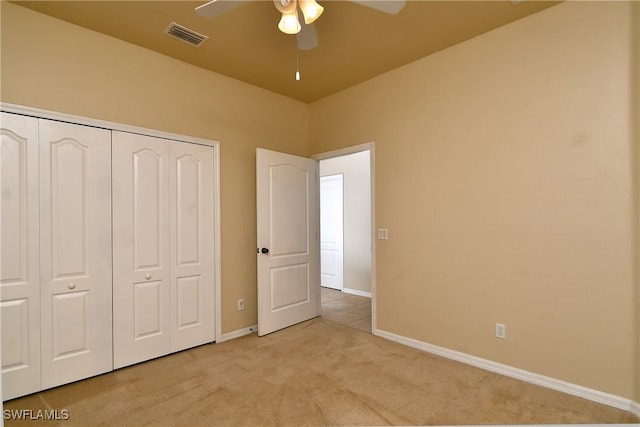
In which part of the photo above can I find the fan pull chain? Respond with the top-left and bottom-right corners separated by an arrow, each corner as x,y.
295,35 -> 301,81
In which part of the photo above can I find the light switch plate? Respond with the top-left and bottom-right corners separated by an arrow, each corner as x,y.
377,228 -> 389,240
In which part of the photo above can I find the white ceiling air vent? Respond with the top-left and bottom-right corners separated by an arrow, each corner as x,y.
164,22 -> 209,47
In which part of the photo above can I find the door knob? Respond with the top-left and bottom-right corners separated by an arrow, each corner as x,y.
261,248 -> 270,254
68,283 -> 76,290
145,274 -> 152,280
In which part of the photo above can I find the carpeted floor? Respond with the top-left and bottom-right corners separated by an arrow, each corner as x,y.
4,318 -> 639,426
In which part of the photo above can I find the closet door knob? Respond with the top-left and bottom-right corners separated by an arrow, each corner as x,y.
68,283 -> 76,290
145,274 -> 152,280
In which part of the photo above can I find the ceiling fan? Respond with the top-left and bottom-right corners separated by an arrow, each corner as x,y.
195,0 -> 406,51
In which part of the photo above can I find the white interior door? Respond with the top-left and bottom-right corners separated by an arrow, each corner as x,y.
169,142 -> 215,352
39,119 -> 112,389
320,174 -> 344,291
112,131 -> 171,369
1,113 -> 41,399
256,148 -> 319,336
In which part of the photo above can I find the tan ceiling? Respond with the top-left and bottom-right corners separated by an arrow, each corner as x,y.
12,0 -> 559,103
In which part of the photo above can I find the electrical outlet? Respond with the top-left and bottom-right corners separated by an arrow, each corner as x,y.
495,323 -> 506,339
237,299 -> 245,311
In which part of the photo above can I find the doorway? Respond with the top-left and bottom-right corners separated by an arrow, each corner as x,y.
255,144 -> 375,336
315,146 -> 373,333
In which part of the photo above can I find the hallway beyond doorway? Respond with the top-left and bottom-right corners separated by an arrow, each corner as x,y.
320,287 -> 371,333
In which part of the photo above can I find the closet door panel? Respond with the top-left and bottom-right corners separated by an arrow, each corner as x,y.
169,143 -> 215,351
0,113 -> 41,399
39,119 -> 112,389
112,131 -> 170,369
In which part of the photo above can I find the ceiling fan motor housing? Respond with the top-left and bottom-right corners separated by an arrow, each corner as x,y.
274,0 -> 296,14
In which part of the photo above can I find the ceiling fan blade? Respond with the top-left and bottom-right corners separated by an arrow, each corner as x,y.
195,0 -> 248,19
349,0 -> 406,15
297,22 -> 319,51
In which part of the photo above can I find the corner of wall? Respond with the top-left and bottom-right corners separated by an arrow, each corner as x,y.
304,102 -> 313,158
633,0 -> 640,406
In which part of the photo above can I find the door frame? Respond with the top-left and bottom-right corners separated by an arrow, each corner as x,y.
0,102 -> 223,344
312,142 -> 376,333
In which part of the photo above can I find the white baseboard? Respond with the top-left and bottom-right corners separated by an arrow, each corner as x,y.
217,325 -> 257,343
374,328 -> 639,415
343,288 -> 372,298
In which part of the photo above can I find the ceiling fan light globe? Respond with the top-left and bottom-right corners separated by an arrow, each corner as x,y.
299,0 -> 324,24
278,12 -> 301,34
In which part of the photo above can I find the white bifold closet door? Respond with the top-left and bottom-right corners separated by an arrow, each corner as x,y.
1,113 -> 41,399
112,131 -> 215,369
1,113 -> 113,398
38,120 -> 113,389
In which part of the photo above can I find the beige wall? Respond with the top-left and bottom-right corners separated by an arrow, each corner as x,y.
634,1 -> 640,405
0,2 -> 310,334
320,151 -> 372,294
310,1 -> 639,400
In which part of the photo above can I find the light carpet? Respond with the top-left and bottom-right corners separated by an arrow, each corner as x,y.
4,318 -> 639,426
